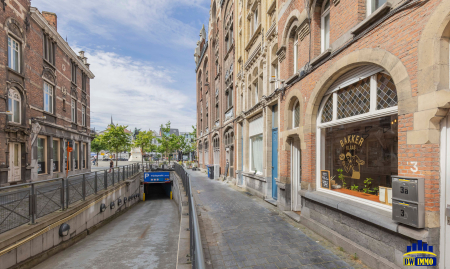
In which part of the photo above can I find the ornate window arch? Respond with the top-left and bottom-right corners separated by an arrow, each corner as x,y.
8,88 -> 21,123
316,66 -> 399,210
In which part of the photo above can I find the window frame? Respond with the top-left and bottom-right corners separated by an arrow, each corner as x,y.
71,99 -> 76,123
366,0 -> 387,16
53,139 -> 60,172
249,134 -> 263,175
292,100 -> 300,128
82,105 -> 86,126
37,135 -> 47,175
316,72 -> 398,212
8,88 -> 21,124
44,82 -> 54,114
294,40 -> 298,74
321,0 -> 331,53
8,36 -> 20,72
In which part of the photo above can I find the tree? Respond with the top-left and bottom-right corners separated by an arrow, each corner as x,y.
91,135 -> 107,166
133,130 -> 155,167
157,121 -> 180,163
101,124 -> 132,167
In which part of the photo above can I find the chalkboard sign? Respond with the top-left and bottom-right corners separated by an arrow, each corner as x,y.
321,170 -> 331,189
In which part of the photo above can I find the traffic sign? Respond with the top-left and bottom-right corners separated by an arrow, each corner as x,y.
144,172 -> 170,183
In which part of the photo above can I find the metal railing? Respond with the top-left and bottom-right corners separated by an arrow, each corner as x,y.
174,163 -> 205,269
0,163 -> 141,234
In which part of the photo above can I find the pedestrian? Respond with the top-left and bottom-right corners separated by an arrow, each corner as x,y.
109,159 -> 113,172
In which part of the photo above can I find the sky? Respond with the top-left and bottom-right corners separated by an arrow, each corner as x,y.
32,0 -> 210,133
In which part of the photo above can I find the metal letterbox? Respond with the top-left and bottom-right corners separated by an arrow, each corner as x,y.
392,200 -> 424,228
392,176 -> 424,203
391,176 -> 425,228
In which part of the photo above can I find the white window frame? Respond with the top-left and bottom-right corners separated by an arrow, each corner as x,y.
366,0 -> 387,16
8,36 -> 20,72
316,73 -> 398,212
71,99 -> 76,123
249,134 -> 263,175
292,100 -> 300,128
44,82 -> 53,113
8,88 -> 21,124
321,1 -> 331,53
294,40 -> 298,73
82,106 -> 86,126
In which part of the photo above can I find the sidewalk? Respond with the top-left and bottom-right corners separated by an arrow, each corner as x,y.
187,170 -> 370,269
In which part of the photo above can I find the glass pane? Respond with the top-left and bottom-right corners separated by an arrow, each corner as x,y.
272,105 -> 278,128
14,50 -> 19,71
323,116 -> 398,205
325,14 -> 330,49
14,100 -> 20,123
321,96 -> 333,123
251,135 -> 263,173
37,138 -> 46,174
294,103 -> 300,127
374,0 -> 387,10
14,144 -> 19,166
74,144 -> 79,169
8,38 -> 11,69
337,77 -> 370,119
8,98 -> 12,121
377,73 -> 398,110
53,140 -> 58,160
49,94 -> 53,113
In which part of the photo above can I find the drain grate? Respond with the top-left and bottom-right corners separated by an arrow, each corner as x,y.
245,192 -> 253,196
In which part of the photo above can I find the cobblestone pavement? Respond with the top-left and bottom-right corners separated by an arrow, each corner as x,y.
188,170 -> 369,269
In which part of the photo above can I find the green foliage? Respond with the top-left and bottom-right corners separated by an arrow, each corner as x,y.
133,130 -> 155,166
91,135 -> 107,166
350,184 -> 359,191
369,186 -> 379,194
363,177 -> 373,193
157,121 -> 181,163
101,124 -> 132,167
337,168 -> 346,189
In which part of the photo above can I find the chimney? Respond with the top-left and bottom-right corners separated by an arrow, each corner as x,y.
42,12 -> 57,31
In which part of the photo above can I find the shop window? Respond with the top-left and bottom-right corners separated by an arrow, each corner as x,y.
44,82 -> 53,113
321,0 -> 330,53
318,70 -> 399,207
53,139 -> 60,172
250,134 -> 263,174
37,136 -> 47,174
83,143 -> 87,169
8,36 -> 20,72
367,0 -> 387,16
74,142 -> 79,169
8,88 -> 21,123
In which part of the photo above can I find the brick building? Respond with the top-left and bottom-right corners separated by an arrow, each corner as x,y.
274,0 -> 450,267
195,0 -> 236,181
196,0 -> 450,267
0,2 -> 94,185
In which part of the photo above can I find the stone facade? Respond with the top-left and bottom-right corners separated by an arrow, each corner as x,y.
0,2 -> 94,185
195,0 -> 236,181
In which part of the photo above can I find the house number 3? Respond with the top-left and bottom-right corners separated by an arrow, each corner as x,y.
407,161 -> 418,173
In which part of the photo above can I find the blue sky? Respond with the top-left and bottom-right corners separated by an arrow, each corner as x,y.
32,0 -> 210,133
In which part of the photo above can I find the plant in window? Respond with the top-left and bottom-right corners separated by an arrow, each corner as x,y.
350,184 -> 359,191
363,177 -> 373,193
337,168 -> 346,189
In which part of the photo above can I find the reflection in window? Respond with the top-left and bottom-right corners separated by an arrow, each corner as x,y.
44,82 -> 53,113
8,89 -> 20,123
323,116 -> 398,205
38,137 -> 46,174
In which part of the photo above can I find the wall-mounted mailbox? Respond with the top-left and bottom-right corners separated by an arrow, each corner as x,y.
391,176 -> 425,228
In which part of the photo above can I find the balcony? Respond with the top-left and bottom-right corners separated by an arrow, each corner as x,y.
225,107 -> 233,122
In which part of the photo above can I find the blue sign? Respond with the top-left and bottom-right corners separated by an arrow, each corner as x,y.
403,240 -> 437,266
144,172 -> 171,183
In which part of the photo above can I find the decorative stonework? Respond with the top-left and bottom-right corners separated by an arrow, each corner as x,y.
277,45 -> 286,63
298,23 -> 310,41
7,18 -> 23,38
71,86 -> 77,98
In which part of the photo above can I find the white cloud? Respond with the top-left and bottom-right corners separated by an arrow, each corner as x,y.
32,0 -> 209,48
82,49 -> 196,132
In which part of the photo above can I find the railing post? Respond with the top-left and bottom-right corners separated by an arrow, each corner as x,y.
94,172 -> 98,194
61,178 -> 65,211
30,183 -> 36,224
112,168 -> 115,186
66,177 -> 70,208
104,170 -> 107,189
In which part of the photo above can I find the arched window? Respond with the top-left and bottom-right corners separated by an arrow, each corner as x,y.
317,67 -> 398,208
8,88 -> 21,123
292,100 -> 300,128
321,0 -> 331,53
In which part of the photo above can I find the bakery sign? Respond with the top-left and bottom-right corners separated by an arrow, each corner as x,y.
339,135 -> 365,180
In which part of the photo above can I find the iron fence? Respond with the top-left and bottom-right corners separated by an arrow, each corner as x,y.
174,163 -> 205,269
0,163 -> 140,234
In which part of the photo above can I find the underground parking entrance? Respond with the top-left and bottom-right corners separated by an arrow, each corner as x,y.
143,171 -> 173,200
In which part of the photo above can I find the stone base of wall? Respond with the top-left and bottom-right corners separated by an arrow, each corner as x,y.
300,192 -> 439,269
243,175 -> 266,199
